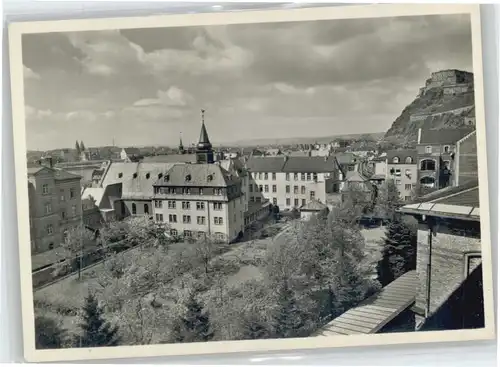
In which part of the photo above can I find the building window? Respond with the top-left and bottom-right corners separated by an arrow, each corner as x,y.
256,197 -> 261,203
404,196 -> 412,201
215,232 -> 225,241
264,185 -> 269,193
392,157 -> 400,164
258,173 -> 262,179
168,201 -> 176,209
405,184 -> 412,191
310,191 -> 315,200
302,199 -> 306,206
214,188 -> 223,195
425,146 -> 432,154
154,200 -> 163,208
313,173 -> 318,181
272,197 -> 277,205
301,173 -> 305,181
197,216 -> 206,225
196,202 -> 205,210
285,173 -> 290,181
264,173 -> 268,180
294,173 -> 298,181
301,186 -> 306,194
442,160 -> 451,170
272,173 -> 276,180
48,243 -> 54,250
420,159 -> 436,171
405,157 -> 413,164
169,214 -> 177,223
61,211 -> 66,220
183,230 -> 192,238
294,186 -> 298,194
286,185 -> 290,193
198,188 -> 204,195
294,198 -> 299,207
420,176 -> 436,188
286,198 -> 291,206
443,145 -> 450,153
60,189 -> 65,201
249,185 -> 253,193
132,203 -> 137,215
259,185 -> 263,192
144,204 -> 149,214
306,173 -> 311,181
182,201 -> 191,210
156,213 -> 164,222
214,202 -> 223,210
171,229 -> 178,236
46,224 -> 53,235
395,179 -> 402,185
214,217 -> 223,225
42,184 -> 49,195
250,197 -> 255,202
118,173 -> 123,178
44,203 -> 52,214
272,185 -> 277,193
183,215 -> 191,224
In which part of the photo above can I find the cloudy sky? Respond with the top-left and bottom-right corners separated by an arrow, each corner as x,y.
22,14 -> 473,151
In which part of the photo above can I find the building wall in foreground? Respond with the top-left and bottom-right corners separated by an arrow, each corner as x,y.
415,222 -> 481,328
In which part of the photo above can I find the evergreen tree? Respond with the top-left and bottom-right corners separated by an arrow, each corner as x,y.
374,180 -> 401,221
35,315 -> 67,349
80,141 -> 86,152
75,140 -> 81,155
376,218 -> 417,287
273,281 -> 308,338
172,292 -> 213,343
76,292 -> 120,347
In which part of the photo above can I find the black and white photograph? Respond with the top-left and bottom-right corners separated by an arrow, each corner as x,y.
8,3 -> 495,362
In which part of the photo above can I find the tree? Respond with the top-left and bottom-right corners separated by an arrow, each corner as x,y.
272,281 -> 310,338
376,217 -> 417,287
35,315 -> 67,349
76,292 -> 120,347
374,180 -> 401,221
55,224 -> 97,280
170,292 -> 213,343
192,234 -> 226,275
80,141 -> 86,152
75,140 -> 81,155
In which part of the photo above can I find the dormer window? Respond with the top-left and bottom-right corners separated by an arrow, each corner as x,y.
405,157 -> 413,164
158,173 -> 163,179
443,145 -> 450,153
164,175 -> 170,182
118,173 -> 123,178
185,174 -> 192,182
207,175 -> 213,182
392,157 -> 400,164
133,173 -> 138,179
425,146 -> 432,154
146,173 -> 150,179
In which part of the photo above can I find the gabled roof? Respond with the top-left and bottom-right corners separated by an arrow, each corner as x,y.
122,147 -> 141,155
300,200 -> 327,211
219,158 -> 247,178
245,156 -> 339,173
335,153 -> 358,165
154,163 -> 240,188
419,128 -> 475,146
141,154 -> 196,163
386,149 -> 417,164
27,166 -> 81,181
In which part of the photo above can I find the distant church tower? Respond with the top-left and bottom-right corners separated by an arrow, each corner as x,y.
178,134 -> 185,154
196,109 -> 214,164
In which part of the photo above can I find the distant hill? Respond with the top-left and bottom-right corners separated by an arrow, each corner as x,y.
384,69 -> 475,145
231,132 -> 385,147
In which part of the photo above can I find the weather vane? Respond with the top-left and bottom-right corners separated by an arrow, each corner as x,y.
201,109 -> 206,124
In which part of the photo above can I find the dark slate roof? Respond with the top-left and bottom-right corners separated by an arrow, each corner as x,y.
141,154 -> 196,163
386,149 -> 417,164
335,153 -> 358,165
419,128 -> 475,145
245,156 -> 339,173
27,166 -> 46,175
154,163 -> 240,188
197,122 -> 212,149
123,147 -> 141,155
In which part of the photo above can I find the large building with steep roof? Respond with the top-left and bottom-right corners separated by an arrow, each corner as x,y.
27,159 -> 83,254
245,155 -> 342,210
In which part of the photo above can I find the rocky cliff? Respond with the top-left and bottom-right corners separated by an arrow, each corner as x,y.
384,70 -> 475,144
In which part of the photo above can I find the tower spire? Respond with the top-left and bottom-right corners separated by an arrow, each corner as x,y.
178,132 -> 185,154
196,108 -> 214,164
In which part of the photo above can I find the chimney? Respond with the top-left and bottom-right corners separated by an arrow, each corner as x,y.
417,128 -> 422,144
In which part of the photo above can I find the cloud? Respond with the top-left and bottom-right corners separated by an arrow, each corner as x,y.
24,66 -> 40,80
25,105 -> 52,119
133,86 -> 192,107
